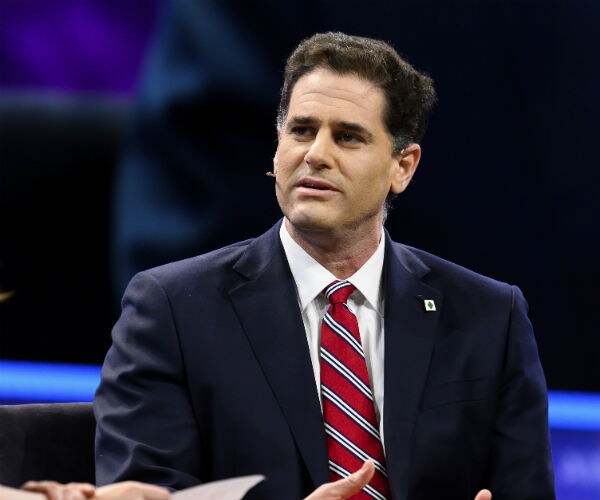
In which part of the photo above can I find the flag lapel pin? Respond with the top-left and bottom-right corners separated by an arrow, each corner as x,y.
424,299 -> 436,312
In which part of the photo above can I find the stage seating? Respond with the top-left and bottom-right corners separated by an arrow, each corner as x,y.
0,403 -> 95,486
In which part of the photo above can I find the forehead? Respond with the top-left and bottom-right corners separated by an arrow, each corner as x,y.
287,69 -> 387,130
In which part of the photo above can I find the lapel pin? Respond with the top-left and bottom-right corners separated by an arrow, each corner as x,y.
424,299 -> 436,312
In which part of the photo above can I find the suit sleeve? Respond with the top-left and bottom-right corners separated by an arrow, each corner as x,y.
488,285 -> 555,499
94,271 -> 202,489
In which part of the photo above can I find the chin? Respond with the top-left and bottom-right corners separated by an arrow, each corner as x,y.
285,210 -> 337,233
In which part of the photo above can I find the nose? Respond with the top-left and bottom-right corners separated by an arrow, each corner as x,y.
304,130 -> 333,169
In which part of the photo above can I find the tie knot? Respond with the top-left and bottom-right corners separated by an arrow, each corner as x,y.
324,280 -> 356,305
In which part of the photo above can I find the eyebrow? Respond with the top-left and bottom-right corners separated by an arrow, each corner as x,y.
336,121 -> 374,141
286,116 -> 317,127
287,116 -> 375,141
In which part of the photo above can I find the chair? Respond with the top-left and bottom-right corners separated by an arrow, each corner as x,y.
0,403 -> 95,487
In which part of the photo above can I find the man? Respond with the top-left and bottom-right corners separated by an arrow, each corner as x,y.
95,33 -> 554,499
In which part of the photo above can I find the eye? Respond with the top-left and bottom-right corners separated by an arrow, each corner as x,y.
289,126 -> 314,139
337,132 -> 362,144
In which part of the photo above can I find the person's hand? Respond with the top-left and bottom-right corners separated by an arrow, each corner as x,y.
474,489 -> 492,500
93,482 -> 170,500
21,481 -> 95,500
304,461 -> 375,500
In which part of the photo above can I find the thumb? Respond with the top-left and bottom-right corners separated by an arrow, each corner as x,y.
474,489 -> 492,500
305,461 -> 375,499
332,461 -> 375,498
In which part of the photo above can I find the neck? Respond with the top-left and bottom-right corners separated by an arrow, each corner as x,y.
284,218 -> 382,279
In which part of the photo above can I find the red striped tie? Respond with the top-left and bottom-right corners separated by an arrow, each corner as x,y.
320,280 -> 390,500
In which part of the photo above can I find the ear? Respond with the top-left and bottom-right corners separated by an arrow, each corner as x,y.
390,143 -> 421,194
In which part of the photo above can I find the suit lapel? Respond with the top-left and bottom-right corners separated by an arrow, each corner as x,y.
228,222 -> 330,488
383,235 -> 443,500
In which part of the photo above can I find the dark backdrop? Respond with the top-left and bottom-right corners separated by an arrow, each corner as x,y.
0,0 -> 598,392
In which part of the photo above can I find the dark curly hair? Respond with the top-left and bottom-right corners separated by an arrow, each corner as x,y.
277,32 -> 437,153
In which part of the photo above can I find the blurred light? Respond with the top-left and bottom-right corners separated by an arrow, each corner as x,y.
0,360 -> 101,402
548,391 -> 600,430
2,359 -> 600,430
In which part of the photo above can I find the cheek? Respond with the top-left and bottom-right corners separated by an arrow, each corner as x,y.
275,140 -> 306,168
352,156 -> 392,186
351,166 -> 395,204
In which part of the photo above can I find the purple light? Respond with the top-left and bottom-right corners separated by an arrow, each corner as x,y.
0,0 -> 164,94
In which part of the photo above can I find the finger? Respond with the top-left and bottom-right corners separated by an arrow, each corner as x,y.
22,481 -> 43,491
125,484 -> 170,500
94,481 -> 170,500
22,481 -> 59,492
474,489 -> 492,500
340,461 -> 375,495
62,487 -> 91,500
65,483 -> 96,498
22,481 -> 64,500
305,461 -> 375,499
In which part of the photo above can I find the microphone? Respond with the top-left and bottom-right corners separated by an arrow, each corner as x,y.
265,170 -> 277,178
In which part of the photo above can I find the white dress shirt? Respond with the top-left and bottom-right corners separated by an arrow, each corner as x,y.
279,220 -> 386,436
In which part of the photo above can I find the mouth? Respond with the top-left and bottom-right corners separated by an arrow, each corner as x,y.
296,178 -> 337,191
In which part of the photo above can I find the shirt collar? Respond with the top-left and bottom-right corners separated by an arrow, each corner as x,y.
279,219 -> 385,312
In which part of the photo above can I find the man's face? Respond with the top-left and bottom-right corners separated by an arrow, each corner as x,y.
274,68 -> 410,238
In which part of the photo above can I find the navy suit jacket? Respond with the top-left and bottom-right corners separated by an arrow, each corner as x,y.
94,221 -> 554,499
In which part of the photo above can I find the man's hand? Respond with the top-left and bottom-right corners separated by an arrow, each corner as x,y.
304,461 -> 375,500
474,489 -> 492,500
21,481 -> 95,500
302,462 -> 492,500
93,482 -> 169,500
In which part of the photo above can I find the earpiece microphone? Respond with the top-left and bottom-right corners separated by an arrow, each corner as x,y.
265,170 -> 277,178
